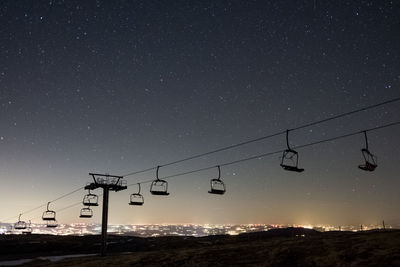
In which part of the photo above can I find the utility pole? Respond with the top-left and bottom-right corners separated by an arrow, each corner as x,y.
85,173 -> 127,256
382,220 -> 386,230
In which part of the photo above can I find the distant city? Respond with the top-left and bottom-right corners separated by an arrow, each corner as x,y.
0,223 -> 393,237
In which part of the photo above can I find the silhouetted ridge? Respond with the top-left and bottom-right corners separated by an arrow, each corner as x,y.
239,227 -> 321,238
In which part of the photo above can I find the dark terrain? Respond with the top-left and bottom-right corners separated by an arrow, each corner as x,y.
1,228 -> 399,266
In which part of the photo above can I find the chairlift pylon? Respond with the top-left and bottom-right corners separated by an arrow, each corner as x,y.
280,129 -> 304,172
14,214 -> 27,230
208,165 -> 226,195
83,189 -> 99,206
42,202 -> 57,221
150,166 -> 170,196
129,183 -> 144,205
358,131 -> 377,171
79,207 -> 93,218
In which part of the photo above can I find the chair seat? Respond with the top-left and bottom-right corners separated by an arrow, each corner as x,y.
281,164 -> 304,172
129,201 -> 144,205
358,163 -> 377,172
151,191 -> 170,196
208,189 -> 225,195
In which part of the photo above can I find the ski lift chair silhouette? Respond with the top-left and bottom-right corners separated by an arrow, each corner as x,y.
46,220 -> 58,228
42,202 -> 57,221
358,131 -> 377,171
208,165 -> 226,195
22,220 -> 32,234
280,130 -> 304,172
83,189 -> 99,206
79,207 -> 93,218
129,183 -> 144,205
150,166 -> 170,196
14,214 -> 27,230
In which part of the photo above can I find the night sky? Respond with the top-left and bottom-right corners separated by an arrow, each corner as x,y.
1,1 -> 399,226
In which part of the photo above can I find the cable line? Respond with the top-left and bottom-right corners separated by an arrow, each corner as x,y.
122,96 -> 400,178
50,187 -> 85,203
20,121 -> 400,225
1,186 -> 84,223
29,193 -> 104,222
4,98 -> 400,224
289,97 -> 400,132
28,201 -> 81,222
127,120 -> 400,187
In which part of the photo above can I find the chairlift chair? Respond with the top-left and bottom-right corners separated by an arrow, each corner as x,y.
83,189 -> 99,206
358,131 -> 377,171
208,166 -> 226,195
46,220 -> 58,228
150,166 -> 170,196
22,220 -> 32,234
42,202 -> 57,221
22,228 -> 32,234
280,130 -> 304,172
79,207 -> 93,218
129,183 -> 144,205
14,214 -> 27,230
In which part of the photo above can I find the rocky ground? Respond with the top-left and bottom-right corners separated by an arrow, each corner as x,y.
1,228 -> 399,266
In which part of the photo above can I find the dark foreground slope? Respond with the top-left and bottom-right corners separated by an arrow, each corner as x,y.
1,228 -> 399,266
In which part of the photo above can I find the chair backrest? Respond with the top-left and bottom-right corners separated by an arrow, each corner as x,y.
83,193 -> 98,206
46,220 -> 58,228
211,179 -> 225,190
14,221 -> 26,229
80,208 -> 93,217
151,179 -> 168,191
42,210 -> 56,220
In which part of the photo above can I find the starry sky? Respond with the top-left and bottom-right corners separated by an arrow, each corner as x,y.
1,0 -> 400,226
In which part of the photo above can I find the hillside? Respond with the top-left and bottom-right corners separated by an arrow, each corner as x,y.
1,228 -> 399,266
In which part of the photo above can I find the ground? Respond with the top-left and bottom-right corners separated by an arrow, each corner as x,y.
1,228 -> 399,266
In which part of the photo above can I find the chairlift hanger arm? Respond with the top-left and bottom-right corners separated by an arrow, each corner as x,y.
363,131 -> 369,150
286,129 -> 290,150
156,166 -> 161,180
285,129 -> 297,151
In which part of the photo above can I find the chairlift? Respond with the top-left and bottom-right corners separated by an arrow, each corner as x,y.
22,220 -> 32,234
46,220 -> 58,228
42,202 -> 57,221
14,214 -> 27,230
129,183 -> 144,205
150,166 -> 170,196
83,189 -> 99,206
280,130 -> 304,172
358,131 -> 377,171
208,165 -> 226,195
79,207 -> 93,218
